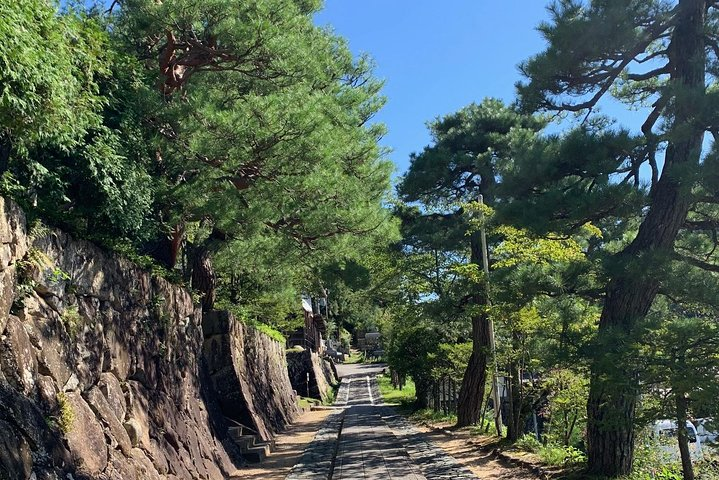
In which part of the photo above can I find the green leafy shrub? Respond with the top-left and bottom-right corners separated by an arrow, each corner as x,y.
252,322 -> 285,344
695,457 -> 719,480
323,385 -> 338,405
516,439 -> 587,467
538,444 -> 569,465
561,446 -> 587,465
542,368 -> 589,447
515,434 -> 542,453
214,301 -> 286,343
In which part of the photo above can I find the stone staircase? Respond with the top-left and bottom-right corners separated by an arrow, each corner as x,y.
227,424 -> 274,463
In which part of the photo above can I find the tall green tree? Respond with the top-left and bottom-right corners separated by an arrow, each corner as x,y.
398,99 -> 543,426
486,220 -> 601,441
110,0 -> 394,312
1,0 -> 395,334
516,0 -> 719,475
637,302 -> 719,480
0,0 -> 157,241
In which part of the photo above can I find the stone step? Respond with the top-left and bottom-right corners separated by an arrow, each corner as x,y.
226,427 -> 274,464
230,433 -> 257,450
242,443 -> 271,463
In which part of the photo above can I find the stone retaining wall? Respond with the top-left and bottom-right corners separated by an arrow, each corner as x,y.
0,198 -> 299,479
203,311 -> 299,441
286,349 -> 338,403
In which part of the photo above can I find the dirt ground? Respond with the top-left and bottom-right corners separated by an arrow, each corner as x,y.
228,409 -> 333,480
414,423 -> 541,480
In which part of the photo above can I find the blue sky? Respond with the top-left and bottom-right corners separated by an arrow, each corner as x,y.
314,2 -> 552,177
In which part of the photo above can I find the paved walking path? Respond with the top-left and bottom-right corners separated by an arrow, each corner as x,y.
286,364 -> 478,480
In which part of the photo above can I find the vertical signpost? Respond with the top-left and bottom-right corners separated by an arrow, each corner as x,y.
479,194 -> 503,436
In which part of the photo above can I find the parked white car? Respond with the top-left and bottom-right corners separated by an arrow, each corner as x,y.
652,420 -> 703,460
695,418 -> 718,449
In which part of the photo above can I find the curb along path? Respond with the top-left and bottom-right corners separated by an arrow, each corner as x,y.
286,366 -> 478,480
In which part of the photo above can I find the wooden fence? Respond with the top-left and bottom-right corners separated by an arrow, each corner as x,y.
427,376 -> 459,415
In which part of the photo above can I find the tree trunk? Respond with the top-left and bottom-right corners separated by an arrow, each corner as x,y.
415,378 -> 431,409
170,223 -> 184,268
506,359 -> 523,442
0,134 -> 11,174
586,1 -> 706,476
457,231 -> 490,427
191,244 -> 215,312
675,394 -> 695,480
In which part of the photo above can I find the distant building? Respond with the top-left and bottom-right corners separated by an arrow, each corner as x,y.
287,293 -> 328,354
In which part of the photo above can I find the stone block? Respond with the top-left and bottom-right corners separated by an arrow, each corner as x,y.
0,419 -> 32,480
0,198 -> 27,267
0,315 -> 37,395
201,310 -> 234,337
63,391 -> 108,476
129,448 -> 161,480
98,372 -> 126,422
0,267 -> 15,333
106,448 -> 137,480
86,387 -> 132,455
104,328 -> 130,380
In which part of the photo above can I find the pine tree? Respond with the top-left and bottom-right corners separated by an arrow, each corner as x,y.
638,301 -> 719,480
516,0 -> 716,475
111,0 -> 394,311
398,99 -> 542,426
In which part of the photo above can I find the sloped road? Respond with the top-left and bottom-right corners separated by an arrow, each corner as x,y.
287,363 -> 478,480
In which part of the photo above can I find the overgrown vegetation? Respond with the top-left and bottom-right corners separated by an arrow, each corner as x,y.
54,393 -> 74,434
515,434 -> 586,467
60,306 -> 81,339
323,385 -> 339,406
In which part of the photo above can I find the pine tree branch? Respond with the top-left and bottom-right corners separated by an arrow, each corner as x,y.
673,251 -> 719,272
693,194 -> 719,204
635,49 -> 669,64
541,13 -> 677,113
106,0 -> 121,14
683,219 -> 719,230
626,65 -> 671,81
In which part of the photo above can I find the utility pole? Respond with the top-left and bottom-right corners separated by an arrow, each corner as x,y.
479,194 -> 503,437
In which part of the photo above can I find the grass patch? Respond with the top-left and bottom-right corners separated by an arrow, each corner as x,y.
344,351 -> 364,364
55,392 -> 75,433
409,408 -> 457,425
377,374 -> 416,408
323,384 -> 339,405
297,396 -> 319,409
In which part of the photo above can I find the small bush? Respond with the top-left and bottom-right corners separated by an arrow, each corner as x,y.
61,306 -> 81,338
516,442 -> 587,467
562,445 -> 587,465
323,385 -> 338,405
538,444 -> 569,465
515,434 -> 542,453
252,322 -> 285,343
695,457 -> 719,480
214,302 -> 286,343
